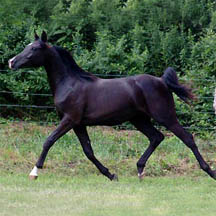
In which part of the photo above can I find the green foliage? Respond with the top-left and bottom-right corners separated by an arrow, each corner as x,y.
183,30 -> 216,131
189,30 -> 216,78
0,0 -> 215,131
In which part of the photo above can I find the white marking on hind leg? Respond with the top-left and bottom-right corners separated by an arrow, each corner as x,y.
29,166 -> 38,180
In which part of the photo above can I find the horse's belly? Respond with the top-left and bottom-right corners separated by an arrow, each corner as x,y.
82,107 -> 136,126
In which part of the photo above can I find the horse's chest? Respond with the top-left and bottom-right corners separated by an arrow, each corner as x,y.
54,93 -> 79,113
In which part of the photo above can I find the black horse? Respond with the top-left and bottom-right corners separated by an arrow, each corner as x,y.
9,31 -> 216,181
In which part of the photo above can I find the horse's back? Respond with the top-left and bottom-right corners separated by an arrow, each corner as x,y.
83,74 -> 176,125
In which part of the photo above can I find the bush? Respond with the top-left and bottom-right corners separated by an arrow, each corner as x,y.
0,0 -> 215,132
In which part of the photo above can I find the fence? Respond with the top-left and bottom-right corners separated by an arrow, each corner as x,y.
0,69 -> 215,132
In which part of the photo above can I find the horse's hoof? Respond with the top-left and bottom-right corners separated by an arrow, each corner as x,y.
138,171 -> 145,180
29,175 -> 38,180
111,174 -> 119,181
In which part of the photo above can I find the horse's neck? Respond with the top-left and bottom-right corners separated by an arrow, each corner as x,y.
44,53 -> 77,95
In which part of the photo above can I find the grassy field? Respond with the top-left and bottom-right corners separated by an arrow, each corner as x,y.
0,121 -> 216,177
0,122 -> 216,215
1,173 -> 216,216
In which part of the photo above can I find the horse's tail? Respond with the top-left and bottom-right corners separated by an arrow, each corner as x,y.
162,67 -> 194,104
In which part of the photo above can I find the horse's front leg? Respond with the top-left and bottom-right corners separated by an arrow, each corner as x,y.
74,126 -> 118,181
29,116 -> 74,179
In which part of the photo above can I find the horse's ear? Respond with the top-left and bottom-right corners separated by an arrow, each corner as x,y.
34,30 -> 39,40
41,31 -> 47,42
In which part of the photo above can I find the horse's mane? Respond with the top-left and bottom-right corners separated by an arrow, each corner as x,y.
54,46 -> 96,81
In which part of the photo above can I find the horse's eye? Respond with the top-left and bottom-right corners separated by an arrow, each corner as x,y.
31,47 -> 38,51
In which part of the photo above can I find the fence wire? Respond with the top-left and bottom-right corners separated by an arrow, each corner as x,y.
0,69 -> 215,131
0,69 -> 216,80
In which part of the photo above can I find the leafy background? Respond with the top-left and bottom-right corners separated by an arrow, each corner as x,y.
0,0 -> 215,131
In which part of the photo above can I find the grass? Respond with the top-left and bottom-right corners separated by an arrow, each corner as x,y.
1,173 -> 216,216
1,122 -> 216,215
0,121 -> 216,178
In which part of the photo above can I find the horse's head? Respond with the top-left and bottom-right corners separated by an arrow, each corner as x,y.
9,31 -> 50,70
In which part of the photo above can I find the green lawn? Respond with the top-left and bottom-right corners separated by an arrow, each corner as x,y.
0,122 -> 216,215
1,173 -> 216,216
0,122 -> 215,178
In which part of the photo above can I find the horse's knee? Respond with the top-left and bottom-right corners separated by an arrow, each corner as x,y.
151,132 -> 164,147
43,137 -> 54,150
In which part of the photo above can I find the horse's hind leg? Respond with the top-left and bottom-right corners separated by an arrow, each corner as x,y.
130,117 -> 164,178
74,125 -> 118,181
166,120 -> 216,180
